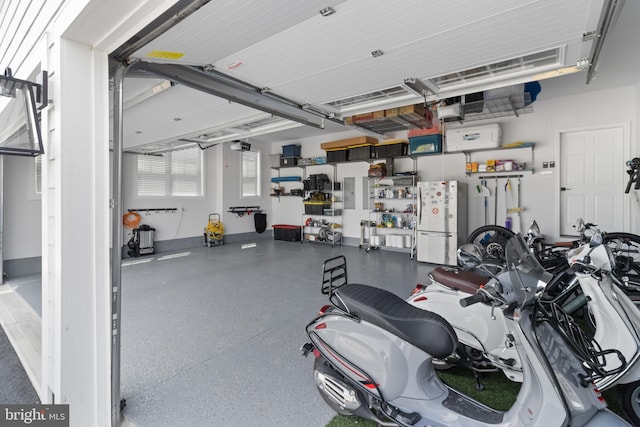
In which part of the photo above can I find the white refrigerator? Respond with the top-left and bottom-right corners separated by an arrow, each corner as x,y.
416,181 -> 467,265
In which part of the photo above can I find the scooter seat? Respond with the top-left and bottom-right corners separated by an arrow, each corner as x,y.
334,284 -> 458,359
430,266 -> 488,295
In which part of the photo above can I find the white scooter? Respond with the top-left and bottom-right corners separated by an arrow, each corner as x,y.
409,264 -> 525,382
302,238 -> 631,426
563,232 -> 640,425
410,231 -> 640,424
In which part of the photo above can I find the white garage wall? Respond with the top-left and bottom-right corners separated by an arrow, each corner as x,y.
270,83 -> 639,242
4,82 -> 638,263
120,140 -> 274,247
121,148 -> 221,244
220,142 -> 273,236
2,156 -> 42,261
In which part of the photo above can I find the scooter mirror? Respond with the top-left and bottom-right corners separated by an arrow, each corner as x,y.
457,243 -> 484,269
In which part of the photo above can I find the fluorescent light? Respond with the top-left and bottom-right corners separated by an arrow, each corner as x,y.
123,79 -> 173,110
532,64 -> 586,81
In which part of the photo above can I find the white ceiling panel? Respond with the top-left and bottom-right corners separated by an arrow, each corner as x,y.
116,0 -> 636,150
129,0 -> 346,65
212,0 -> 597,105
122,83 -> 259,147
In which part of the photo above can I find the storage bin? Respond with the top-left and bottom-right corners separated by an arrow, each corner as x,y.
269,154 -> 281,168
445,123 -> 501,152
280,157 -> 298,167
409,134 -> 442,156
304,201 -> 331,215
348,144 -> 374,161
323,208 -> 342,216
374,142 -> 408,158
326,149 -> 348,163
321,136 -> 378,151
282,144 -> 301,158
273,224 -> 301,242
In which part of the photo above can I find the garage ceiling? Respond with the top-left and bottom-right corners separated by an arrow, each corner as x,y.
117,0 -> 632,152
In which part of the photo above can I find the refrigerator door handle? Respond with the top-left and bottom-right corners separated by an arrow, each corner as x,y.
418,188 -> 422,225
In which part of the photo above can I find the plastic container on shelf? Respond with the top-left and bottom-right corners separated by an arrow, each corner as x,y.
304,201 -> 331,215
280,157 -> 298,167
374,142 -> 408,158
270,154 -> 281,168
348,144 -> 374,161
282,144 -> 301,158
409,135 -> 442,155
273,224 -> 301,242
326,149 -> 347,163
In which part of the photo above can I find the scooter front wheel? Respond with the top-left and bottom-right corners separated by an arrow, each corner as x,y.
619,380 -> 640,425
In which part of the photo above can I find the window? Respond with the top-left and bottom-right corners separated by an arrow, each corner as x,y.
137,147 -> 203,197
241,150 -> 260,197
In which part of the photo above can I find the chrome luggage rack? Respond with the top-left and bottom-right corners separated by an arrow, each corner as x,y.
536,300 -> 626,384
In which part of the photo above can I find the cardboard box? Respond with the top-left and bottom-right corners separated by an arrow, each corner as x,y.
320,136 -> 378,150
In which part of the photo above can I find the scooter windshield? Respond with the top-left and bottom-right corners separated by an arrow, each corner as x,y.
505,234 -> 554,308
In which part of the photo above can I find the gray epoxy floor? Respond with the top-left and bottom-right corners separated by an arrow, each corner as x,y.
2,237 -> 435,426
120,238 -> 434,427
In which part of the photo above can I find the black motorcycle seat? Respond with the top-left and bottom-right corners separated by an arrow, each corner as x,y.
334,283 -> 458,359
430,266 -> 488,295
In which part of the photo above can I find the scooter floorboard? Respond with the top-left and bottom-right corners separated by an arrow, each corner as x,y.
442,387 -> 504,424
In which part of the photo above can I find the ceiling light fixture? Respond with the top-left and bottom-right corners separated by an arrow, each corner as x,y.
123,79 -> 173,111
532,64 -> 586,81
371,50 -> 384,58
319,7 -> 335,16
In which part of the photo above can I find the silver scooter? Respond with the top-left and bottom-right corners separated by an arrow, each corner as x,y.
301,235 -> 631,426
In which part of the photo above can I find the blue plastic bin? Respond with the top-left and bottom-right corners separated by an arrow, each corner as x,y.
409,134 -> 442,156
282,144 -> 301,158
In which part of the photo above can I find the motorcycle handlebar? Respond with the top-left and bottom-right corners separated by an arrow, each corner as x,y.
459,292 -> 487,308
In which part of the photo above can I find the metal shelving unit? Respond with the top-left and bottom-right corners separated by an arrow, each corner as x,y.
366,158 -> 418,258
301,163 -> 342,246
270,164 -> 304,199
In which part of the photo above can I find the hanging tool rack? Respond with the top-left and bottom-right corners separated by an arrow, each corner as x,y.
228,206 -> 261,217
127,208 -> 178,213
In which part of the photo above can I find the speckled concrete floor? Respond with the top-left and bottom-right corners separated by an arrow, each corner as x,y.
120,237 -> 434,427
